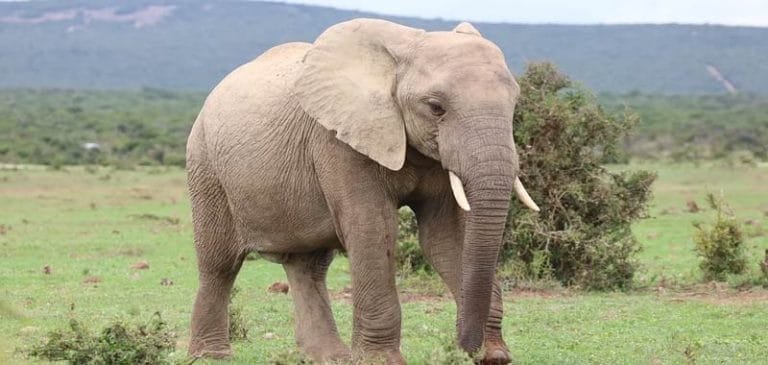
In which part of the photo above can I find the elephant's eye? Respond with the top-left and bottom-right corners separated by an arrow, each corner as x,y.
426,100 -> 445,117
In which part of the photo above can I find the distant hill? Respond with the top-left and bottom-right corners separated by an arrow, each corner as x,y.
2,0 -> 767,94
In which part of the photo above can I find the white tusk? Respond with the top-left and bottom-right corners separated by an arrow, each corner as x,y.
448,171 -> 471,212
514,177 -> 540,212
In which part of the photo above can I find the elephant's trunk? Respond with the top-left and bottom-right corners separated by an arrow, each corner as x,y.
443,118 -> 518,354
456,171 -> 514,353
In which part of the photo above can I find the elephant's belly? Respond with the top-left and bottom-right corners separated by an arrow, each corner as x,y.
225,179 -> 341,254
238,215 -> 341,254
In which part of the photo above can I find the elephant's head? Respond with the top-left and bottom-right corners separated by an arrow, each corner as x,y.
295,18 -> 539,354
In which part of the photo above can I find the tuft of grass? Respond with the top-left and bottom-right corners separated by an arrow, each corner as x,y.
425,341 -> 475,365
229,287 -> 250,342
26,312 -> 177,365
693,193 -> 747,281
268,349 -> 310,364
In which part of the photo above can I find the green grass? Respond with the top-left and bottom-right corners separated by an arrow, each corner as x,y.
624,162 -> 768,286
1,163 -> 766,364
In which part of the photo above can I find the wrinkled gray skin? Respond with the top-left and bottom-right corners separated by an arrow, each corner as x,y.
186,18 -> 526,364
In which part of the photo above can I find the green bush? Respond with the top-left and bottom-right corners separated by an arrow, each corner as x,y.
26,313 -> 176,365
502,62 -> 655,290
693,193 -> 747,281
395,207 -> 431,274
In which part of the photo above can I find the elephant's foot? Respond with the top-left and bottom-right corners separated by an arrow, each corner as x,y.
188,338 -> 233,360
480,339 -> 511,365
353,349 -> 405,365
301,341 -> 351,363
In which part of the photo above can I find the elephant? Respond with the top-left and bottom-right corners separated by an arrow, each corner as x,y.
185,18 -> 539,364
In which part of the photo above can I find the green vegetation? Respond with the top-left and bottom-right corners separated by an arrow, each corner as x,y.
27,313 -> 177,365
2,88 -> 767,169
603,93 -> 768,160
229,287 -> 251,342
693,193 -> 748,281
501,63 -> 656,290
0,89 -> 201,167
395,208 -> 429,274
1,164 -> 766,364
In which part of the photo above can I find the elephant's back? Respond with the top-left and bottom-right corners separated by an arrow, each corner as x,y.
208,41 -> 311,103
197,42 -> 313,166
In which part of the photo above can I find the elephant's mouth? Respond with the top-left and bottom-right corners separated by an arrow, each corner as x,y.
448,170 -> 539,212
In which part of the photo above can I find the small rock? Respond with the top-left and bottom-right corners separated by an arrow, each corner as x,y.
130,261 -> 150,270
263,332 -> 275,339
42,265 -> 52,275
160,278 -> 174,286
268,282 -> 290,294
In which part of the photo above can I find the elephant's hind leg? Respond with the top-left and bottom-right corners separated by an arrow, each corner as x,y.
187,165 -> 245,359
283,250 -> 351,362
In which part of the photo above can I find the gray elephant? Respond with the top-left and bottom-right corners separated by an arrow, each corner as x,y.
186,18 -> 539,364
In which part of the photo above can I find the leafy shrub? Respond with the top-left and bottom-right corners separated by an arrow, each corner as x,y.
502,62 -> 656,290
395,207 -> 431,274
693,193 -> 747,281
26,313 -> 176,365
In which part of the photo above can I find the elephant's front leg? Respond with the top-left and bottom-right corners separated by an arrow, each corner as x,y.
317,182 -> 403,361
344,204 -> 403,364
413,191 -> 511,365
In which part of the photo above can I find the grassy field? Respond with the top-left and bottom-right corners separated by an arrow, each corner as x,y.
0,163 -> 766,364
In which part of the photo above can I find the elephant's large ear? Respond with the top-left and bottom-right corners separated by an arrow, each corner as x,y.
453,22 -> 482,37
294,18 -> 424,171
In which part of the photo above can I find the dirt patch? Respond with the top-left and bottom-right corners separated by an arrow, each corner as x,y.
129,213 -> 180,225
504,287 -> 575,300
330,287 -> 450,303
82,276 -> 102,285
328,285 -> 763,305
330,287 -> 572,303
659,286 -> 768,306
69,246 -> 145,259
130,261 -> 149,270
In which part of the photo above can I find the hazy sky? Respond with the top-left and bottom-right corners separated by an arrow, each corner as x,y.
279,0 -> 768,26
